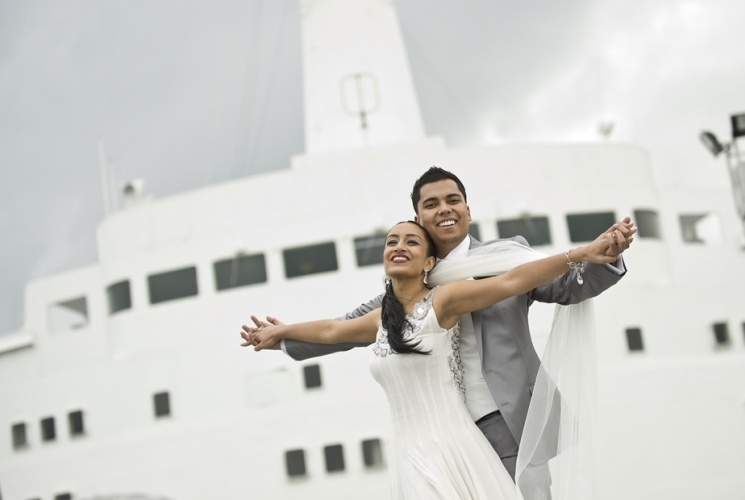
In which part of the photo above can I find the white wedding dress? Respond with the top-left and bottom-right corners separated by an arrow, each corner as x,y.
369,288 -> 517,500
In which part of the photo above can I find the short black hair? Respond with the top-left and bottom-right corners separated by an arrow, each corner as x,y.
410,166 -> 467,213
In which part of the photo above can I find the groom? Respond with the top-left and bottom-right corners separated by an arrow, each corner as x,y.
252,166 -> 632,480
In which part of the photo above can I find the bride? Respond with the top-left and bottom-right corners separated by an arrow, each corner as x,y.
243,220 -> 631,499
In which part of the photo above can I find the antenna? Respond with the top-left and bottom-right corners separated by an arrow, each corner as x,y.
98,138 -> 112,216
340,72 -> 381,131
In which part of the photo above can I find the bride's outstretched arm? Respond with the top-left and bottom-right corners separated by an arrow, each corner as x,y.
437,225 -> 635,328
241,309 -> 380,351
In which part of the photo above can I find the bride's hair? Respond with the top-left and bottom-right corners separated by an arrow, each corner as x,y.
381,221 -> 435,355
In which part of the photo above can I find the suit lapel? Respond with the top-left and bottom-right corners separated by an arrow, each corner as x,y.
467,236 -> 484,352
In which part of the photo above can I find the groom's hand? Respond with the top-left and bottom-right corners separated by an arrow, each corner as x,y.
605,216 -> 635,259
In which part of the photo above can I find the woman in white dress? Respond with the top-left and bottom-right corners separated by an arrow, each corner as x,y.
242,221 -> 628,499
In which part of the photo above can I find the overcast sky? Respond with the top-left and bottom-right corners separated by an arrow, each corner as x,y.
1,0 -> 744,335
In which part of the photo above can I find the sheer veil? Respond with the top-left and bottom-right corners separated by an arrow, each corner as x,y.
428,240 -> 597,500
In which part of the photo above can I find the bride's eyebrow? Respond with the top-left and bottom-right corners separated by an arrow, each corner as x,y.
403,234 -> 422,240
386,233 -> 421,241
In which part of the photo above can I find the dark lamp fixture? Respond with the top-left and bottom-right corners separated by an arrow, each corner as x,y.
730,113 -> 745,139
700,131 -> 724,156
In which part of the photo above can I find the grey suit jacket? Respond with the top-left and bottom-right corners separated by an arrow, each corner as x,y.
285,236 -> 624,443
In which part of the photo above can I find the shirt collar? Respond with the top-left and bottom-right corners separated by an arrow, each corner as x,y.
441,235 -> 471,261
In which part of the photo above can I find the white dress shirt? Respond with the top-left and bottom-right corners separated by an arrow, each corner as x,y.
441,235 -> 500,421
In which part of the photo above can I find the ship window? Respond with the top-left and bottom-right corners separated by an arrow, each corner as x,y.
153,391 -> 171,418
625,327 -> 644,352
47,296 -> 88,332
497,216 -> 551,246
148,267 -> 198,304
633,210 -> 661,239
68,410 -> 85,436
107,280 -> 132,314
712,322 -> 730,347
54,494 -> 72,500
303,364 -> 322,389
361,438 -> 384,467
40,416 -> 56,442
324,444 -> 345,472
11,422 -> 27,449
285,449 -> 306,477
354,233 -> 386,267
468,223 -> 481,242
567,212 -> 616,242
679,214 -> 722,244
214,253 -> 267,290
283,242 -> 338,278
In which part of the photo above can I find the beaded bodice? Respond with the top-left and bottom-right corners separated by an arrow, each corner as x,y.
371,288 -> 465,399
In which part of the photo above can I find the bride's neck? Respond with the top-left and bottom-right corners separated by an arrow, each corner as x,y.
391,278 -> 428,310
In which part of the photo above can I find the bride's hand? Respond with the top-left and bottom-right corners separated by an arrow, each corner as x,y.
240,316 -> 283,350
240,315 -> 283,350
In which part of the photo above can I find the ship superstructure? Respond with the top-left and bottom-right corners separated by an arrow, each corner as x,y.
2,1 -> 744,499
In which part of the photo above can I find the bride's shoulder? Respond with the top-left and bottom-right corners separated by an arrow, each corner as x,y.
429,286 -> 461,330
428,285 -> 451,311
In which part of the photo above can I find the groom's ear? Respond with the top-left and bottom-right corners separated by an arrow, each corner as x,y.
414,214 -> 420,224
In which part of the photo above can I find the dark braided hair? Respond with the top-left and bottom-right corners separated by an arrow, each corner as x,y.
381,221 -> 436,355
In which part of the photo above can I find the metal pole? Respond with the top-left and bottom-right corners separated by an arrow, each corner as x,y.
724,139 -> 745,237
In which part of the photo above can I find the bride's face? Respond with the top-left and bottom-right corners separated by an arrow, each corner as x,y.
383,222 -> 435,280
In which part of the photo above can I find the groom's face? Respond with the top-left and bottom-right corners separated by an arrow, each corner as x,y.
414,179 -> 471,258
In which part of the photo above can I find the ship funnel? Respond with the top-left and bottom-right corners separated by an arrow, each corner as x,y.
300,0 -> 427,153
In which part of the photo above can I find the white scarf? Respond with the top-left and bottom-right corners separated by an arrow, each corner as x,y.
429,240 -> 597,500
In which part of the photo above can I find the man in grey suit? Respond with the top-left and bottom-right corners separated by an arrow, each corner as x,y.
252,166 -> 632,481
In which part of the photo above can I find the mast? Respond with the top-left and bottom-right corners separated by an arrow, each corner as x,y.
300,0 -> 427,153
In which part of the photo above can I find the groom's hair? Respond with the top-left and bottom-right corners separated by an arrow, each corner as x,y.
410,166 -> 468,213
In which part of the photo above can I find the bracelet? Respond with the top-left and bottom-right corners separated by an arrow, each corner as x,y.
565,248 -> 582,269
565,248 -> 587,284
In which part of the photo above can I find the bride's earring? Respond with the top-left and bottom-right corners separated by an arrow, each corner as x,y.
383,274 -> 391,286
423,270 -> 429,286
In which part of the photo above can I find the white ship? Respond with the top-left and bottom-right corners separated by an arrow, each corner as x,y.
2,1 -> 745,499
